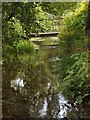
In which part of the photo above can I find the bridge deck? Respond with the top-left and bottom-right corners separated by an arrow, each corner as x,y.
29,32 -> 60,37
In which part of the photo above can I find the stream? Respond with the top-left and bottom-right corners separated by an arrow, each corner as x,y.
2,37 -> 90,119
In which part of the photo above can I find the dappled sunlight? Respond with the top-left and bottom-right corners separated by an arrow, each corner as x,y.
11,78 -> 25,91
2,2 -> 90,119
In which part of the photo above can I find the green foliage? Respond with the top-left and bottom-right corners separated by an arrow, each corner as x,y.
2,2 -> 77,47
50,2 -> 89,104
60,52 -> 89,104
2,2 -> 77,48
2,2 -> 41,56
3,45 -> 16,56
51,55 -> 75,78
59,2 -> 88,55
16,41 -> 36,54
2,2 -> 38,35
14,19 -> 24,36
2,2 -> 90,105
3,40 -> 36,57
41,2 -> 76,16
35,5 -> 60,32
2,2 -> 39,48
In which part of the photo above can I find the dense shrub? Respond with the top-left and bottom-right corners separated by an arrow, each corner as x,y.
61,52 -> 89,104
16,41 -> 36,54
3,40 -> 36,57
52,2 -> 89,104
58,2 -> 88,55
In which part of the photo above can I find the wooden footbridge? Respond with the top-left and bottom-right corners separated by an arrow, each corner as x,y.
30,32 -> 59,37
29,18 -> 60,37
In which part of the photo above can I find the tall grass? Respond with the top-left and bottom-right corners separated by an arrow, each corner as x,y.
3,45 -> 16,57
17,40 -> 36,54
3,40 -> 37,57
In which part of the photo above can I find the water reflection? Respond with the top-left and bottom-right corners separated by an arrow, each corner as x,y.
2,46 -> 58,118
57,93 -> 71,119
11,78 -> 25,91
2,37 -> 90,119
39,98 -> 48,118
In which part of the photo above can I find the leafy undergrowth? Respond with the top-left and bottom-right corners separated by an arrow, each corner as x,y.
51,51 -> 89,104
3,40 -> 37,57
58,2 -> 88,55
16,40 -> 36,54
53,2 -> 90,104
60,52 -> 89,104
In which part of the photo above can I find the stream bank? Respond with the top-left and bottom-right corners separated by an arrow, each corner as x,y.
2,37 -> 90,119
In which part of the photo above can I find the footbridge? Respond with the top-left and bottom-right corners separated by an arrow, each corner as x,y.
29,18 -> 61,37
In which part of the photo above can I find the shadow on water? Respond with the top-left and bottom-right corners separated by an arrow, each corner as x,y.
2,37 -> 90,119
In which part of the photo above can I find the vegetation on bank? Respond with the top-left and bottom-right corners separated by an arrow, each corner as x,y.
3,40 -> 36,57
51,2 -> 89,104
2,2 -> 90,104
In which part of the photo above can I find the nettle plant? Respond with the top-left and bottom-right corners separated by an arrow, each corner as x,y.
58,2 -> 89,104
61,52 -> 89,104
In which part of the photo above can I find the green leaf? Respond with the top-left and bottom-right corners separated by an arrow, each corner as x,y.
77,81 -> 83,88
76,96 -> 82,104
82,94 -> 90,98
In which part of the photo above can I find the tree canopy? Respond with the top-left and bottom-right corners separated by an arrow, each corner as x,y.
2,2 -> 90,105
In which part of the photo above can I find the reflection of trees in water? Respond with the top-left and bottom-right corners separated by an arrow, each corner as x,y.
43,94 -> 59,118
2,58 -> 19,99
3,56 -> 88,119
2,57 -> 29,118
2,56 -> 55,118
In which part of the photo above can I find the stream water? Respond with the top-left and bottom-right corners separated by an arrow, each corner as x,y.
2,37 -> 90,119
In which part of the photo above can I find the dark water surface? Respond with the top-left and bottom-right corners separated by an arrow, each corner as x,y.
2,37 -> 90,119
